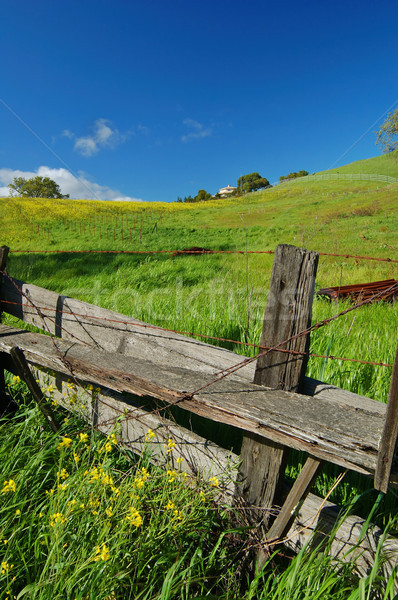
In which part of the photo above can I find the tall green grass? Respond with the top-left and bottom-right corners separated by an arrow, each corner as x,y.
1,382 -> 397,599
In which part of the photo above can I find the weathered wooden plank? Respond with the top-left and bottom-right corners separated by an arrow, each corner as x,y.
0,276 -> 256,381
239,244 -> 319,540
0,324 -> 390,477
374,344 -> 398,492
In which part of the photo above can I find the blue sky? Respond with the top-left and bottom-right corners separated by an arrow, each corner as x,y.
1,0 -> 397,202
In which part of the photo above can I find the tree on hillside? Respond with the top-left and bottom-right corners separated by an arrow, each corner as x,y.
8,176 -> 69,199
376,107 -> 398,153
237,172 -> 270,194
279,170 -> 309,183
195,189 -> 212,202
177,189 -> 212,202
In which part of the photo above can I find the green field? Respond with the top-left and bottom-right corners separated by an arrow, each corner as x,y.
1,153 -> 398,597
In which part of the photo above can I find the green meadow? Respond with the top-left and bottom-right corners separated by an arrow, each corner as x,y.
1,152 -> 398,597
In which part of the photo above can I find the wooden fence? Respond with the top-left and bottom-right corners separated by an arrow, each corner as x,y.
1,244 -> 398,577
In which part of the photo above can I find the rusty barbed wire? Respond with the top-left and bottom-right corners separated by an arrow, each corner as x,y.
8,247 -> 398,263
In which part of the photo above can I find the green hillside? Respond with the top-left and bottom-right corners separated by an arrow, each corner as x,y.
318,149 -> 398,177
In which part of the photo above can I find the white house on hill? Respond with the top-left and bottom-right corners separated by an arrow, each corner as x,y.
218,184 -> 237,197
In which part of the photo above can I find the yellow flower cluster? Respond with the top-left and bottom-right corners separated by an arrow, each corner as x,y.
125,507 -> 143,527
1,561 -> 13,575
57,468 -> 69,480
2,479 -> 16,494
144,428 -> 156,441
165,438 -> 176,453
49,512 -> 67,526
134,466 -> 150,490
100,433 -> 118,454
94,543 -> 110,562
58,437 -> 73,450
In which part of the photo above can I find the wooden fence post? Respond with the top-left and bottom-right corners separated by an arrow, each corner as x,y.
374,343 -> 398,492
236,244 -> 319,554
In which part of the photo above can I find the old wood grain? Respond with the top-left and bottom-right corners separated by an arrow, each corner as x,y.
239,244 -> 320,542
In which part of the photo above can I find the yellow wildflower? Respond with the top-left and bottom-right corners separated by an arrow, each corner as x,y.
134,478 -> 145,490
94,543 -> 110,562
12,375 -> 20,385
145,428 -> 155,441
167,469 -> 177,483
140,467 -> 150,481
166,500 -> 175,510
209,476 -> 219,487
57,468 -> 69,480
1,561 -> 13,575
125,507 -> 143,527
165,438 -> 176,453
58,437 -> 73,449
176,457 -> 183,464
173,509 -> 183,521
73,452 -> 80,463
50,512 -> 66,526
2,479 -> 16,493
79,432 -> 89,443
108,433 -> 117,446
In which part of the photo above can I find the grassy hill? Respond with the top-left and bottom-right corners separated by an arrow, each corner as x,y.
317,149 -> 398,177
1,154 -> 397,407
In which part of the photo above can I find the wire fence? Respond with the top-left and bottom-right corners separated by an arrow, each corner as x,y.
8,248 -> 398,263
279,173 -> 398,185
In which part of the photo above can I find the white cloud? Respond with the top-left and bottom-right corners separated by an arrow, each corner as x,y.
69,118 -> 129,157
62,129 -> 75,140
0,166 -> 142,202
181,118 -> 212,142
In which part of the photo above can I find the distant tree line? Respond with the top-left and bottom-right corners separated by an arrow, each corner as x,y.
177,189 -> 212,203
177,172 -> 271,202
279,170 -> 308,183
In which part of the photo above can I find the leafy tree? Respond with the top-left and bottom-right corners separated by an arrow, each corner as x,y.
237,172 -> 270,194
195,189 -> 212,202
8,176 -> 69,199
179,189 -> 212,203
279,170 -> 309,183
376,107 -> 398,153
